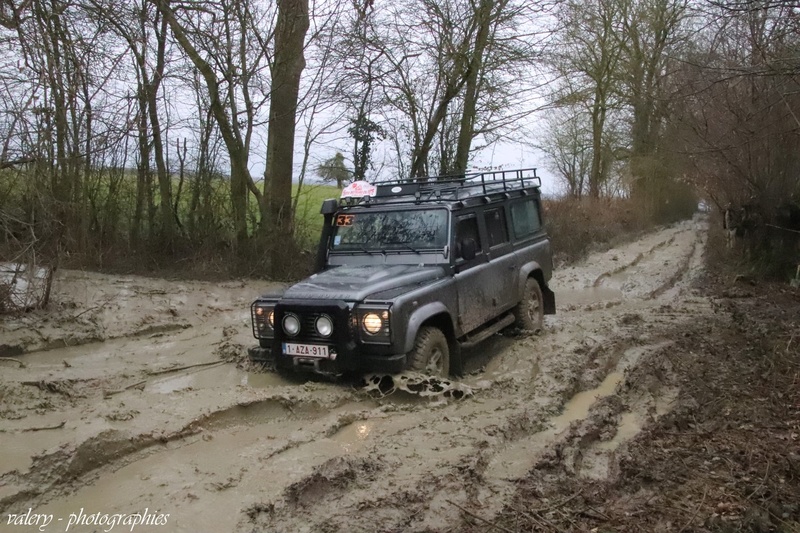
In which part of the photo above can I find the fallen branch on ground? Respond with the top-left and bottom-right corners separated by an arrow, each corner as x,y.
145,360 -> 225,376
0,357 -> 26,367
22,421 -> 66,432
103,380 -> 147,398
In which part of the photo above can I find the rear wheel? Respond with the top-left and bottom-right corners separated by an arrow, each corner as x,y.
513,278 -> 544,334
407,326 -> 450,377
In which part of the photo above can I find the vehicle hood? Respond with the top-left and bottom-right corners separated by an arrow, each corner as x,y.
283,264 -> 446,302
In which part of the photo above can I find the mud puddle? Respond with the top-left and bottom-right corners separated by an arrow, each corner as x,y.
149,364 -> 285,394
558,287 -> 625,307
33,402 -> 377,533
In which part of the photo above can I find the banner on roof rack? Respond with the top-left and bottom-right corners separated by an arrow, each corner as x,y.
341,180 -> 377,199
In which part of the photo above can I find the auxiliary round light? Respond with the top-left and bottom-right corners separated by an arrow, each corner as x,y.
315,315 -> 333,337
362,313 -> 383,335
283,313 -> 300,336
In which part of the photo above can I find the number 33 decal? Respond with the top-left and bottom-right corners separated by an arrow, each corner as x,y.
336,214 -> 355,226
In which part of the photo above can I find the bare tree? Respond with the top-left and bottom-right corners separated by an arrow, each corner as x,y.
262,0 -> 309,277
676,1 -> 800,217
539,106 -> 592,198
623,0 -> 689,209
157,0 -> 271,252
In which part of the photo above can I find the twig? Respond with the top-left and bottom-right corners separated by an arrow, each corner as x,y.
530,490 -> 583,513
104,380 -> 147,397
446,500 -> 515,533
72,305 -> 103,319
511,505 -> 559,531
70,294 -> 117,320
22,421 -> 66,432
677,488 -> 707,533
581,504 -> 612,521
765,223 -> 800,235
145,360 -> 225,376
746,459 -> 770,501
0,357 -> 26,368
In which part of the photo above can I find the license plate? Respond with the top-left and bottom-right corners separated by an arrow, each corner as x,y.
283,343 -> 330,358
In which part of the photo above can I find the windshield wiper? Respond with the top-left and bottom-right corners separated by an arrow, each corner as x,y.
356,244 -> 375,255
387,242 -> 421,254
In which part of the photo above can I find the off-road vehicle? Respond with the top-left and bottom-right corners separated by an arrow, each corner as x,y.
248,168 -> 555,377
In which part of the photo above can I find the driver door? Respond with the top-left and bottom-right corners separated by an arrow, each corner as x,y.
453,213 -> 492,334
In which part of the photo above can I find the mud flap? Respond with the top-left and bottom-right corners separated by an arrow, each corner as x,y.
543,285 -> 556,315
448,341 -> 463,377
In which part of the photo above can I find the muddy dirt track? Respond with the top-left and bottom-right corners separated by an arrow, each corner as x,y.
0,216 -> 736,532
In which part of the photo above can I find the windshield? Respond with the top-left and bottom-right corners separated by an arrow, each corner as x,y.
331,209 -> 449,252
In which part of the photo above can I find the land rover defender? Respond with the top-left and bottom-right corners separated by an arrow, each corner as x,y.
248,168 -> 555,377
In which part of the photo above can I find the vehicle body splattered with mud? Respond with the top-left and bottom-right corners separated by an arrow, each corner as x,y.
249,169 -> 556,376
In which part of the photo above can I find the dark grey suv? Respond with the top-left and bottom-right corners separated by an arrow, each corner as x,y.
248,168 -> 555,377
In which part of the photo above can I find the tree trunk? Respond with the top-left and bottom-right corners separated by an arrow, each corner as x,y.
147,14 -> 175,250
409,78 -> 468,179
589,89 -> 607,199
264,0 -> 309,278
453,0 -> 493,175
133,85 -> 150,246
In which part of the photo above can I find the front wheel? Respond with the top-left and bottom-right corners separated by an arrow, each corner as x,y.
513,278 -> 544,334
407,326 -> 450,377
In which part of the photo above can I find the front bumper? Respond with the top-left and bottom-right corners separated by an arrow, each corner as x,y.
247,344 -> 406,374
251,299 -> 404,375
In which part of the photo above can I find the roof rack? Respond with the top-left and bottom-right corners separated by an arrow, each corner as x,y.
359,168 -> 540,205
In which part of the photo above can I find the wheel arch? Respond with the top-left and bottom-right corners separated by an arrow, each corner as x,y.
402,304 -> 461,376
402,303 -> 456,353
519,263 -> 556,315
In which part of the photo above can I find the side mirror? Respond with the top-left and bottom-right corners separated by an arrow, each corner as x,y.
459,237 -> 478,261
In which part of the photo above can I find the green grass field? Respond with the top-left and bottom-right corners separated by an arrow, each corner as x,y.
288,182 -> 341,245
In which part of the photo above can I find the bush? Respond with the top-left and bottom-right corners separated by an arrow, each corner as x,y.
543,197 -> 655,265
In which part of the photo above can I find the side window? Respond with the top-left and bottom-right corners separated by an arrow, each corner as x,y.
484,207 -> 509,248
455,214 -> 481,260
510,199 -> 541,239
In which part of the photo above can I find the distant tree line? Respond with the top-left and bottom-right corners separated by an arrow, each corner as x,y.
0,0 -> 797,277
538,0 -> 800,271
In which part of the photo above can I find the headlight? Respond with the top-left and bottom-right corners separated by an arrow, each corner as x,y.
251,301 -> 277,339
362,312 -> 384,335
315,315 -> 333,337
283,313 -> 300,336
357,306 -> 391,343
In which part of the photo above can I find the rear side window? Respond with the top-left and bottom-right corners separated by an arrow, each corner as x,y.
484,207 -> 508,248
510,199 -> 541,239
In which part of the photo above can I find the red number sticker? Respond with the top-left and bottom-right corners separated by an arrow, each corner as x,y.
336,214 -> 355,226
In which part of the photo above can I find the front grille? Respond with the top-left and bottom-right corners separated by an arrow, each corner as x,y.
298,313 -> 332,343
277,303 -> 352,345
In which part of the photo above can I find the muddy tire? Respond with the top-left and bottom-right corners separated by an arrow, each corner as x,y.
407,326 -> 450,377
513,278 -> 544,334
